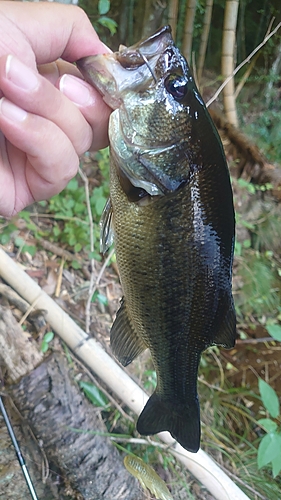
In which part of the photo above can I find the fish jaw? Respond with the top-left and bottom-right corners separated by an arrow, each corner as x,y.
76,26 -> 173,108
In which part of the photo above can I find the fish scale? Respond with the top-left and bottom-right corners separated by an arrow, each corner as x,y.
77,25 -> 236,452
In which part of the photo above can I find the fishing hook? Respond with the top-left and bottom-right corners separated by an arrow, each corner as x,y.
136,49 -> 157,83
0,395 -> 39,500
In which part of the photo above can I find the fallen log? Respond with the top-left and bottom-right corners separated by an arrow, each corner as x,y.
0,301 -> 143,499
209,108 -> 281,200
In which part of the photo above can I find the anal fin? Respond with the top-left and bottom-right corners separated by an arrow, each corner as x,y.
110,299 -> 147,366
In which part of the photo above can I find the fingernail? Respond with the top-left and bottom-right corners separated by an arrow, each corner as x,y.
100,42 -> 112,53
59,74 -> 92,106
0,97 -> 27,122
6,55 -> 39,91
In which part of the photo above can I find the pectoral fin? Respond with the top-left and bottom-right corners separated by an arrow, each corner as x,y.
110,299 -> 147,366
100,198 -> 114,254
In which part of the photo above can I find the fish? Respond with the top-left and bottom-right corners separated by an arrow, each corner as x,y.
77,26 -> 236,453
124,455 -> 173,500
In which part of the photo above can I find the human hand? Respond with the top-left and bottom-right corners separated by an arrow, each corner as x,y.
0,1 -> 111,217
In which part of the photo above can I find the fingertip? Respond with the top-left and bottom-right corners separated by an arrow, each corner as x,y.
59,74 -> 92,106
0,97 -> 27,122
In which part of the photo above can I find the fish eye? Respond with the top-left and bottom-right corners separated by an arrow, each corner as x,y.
164,74 -> 188,101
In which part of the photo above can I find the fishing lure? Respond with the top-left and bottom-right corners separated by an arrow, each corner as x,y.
124,455 -> 173,500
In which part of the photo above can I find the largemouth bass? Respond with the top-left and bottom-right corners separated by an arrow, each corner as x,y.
77,26 -> 236,453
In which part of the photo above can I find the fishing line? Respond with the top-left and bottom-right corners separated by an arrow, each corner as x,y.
136,49 -> 157,82
0,395 -> 39,500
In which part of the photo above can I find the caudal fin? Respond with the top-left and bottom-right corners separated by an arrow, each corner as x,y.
136,393 -> 200,453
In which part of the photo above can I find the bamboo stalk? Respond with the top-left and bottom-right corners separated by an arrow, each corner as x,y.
197,0 -> 214,85
221,0 -> 239,126
182,0 -> 197,63
167,0 -> 179,39
0,247 -> 250,500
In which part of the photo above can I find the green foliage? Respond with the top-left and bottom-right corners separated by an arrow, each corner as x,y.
259,379 -> 280,419
241,82 -> 281,164
79,0 -> 117,39
14,236 -> 37,256
235,250 -> 280,319
79,380 -> 110,409
257,379 -> 281,477
92,291 -> 108,306
0,221 -> 17,245
234,178 -> 281,321
266,324 -> 281,342
98,0 -> 110,15
46,150 -> 109,259
41,331 -> 54,353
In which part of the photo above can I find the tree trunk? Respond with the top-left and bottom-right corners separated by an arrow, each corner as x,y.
221,0 -> 239,126
182,0 -> 197,63
167,0 -> 179,39
197,0 -> 214,85
0,302 -> 144,499
209,108 -> 281,200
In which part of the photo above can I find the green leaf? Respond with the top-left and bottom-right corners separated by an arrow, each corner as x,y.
258,432 -> 281,468
95,196 -> 107,216
41,341 -> 49,353
272,452 -> 281,477
259,378 -> 280,418
14,236 -> 24,247
98,0 -> 110,15
243,239 -> 251,249
266,324 -> 281,342
98,16 -> 118,35
22,244 -> 36,256
79,381 -> 109,408
44,331 -> 54,343
0,233 -> 11,245
97,292 -> 108,306
237,178 -> 256,194
258,418 -> 278,432
71,260 -> 81,270
53,226 -> 61,237
241,220 -> 255,230
67,178 -> 78,191
234,241 -> 242,256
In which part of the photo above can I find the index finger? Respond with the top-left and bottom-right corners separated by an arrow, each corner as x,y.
0,2 -> 107,66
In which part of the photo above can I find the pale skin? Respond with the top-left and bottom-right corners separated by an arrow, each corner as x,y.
0,1 -> 111,218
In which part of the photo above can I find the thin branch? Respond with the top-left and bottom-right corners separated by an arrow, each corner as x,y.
78,168 -> 95,334
207,20 -> 281,108
91,247 -> 115,300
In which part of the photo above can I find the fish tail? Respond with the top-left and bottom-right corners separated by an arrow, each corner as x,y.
136,392 -> 200,453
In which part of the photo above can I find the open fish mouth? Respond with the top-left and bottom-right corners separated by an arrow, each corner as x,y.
77,26 -> 173,108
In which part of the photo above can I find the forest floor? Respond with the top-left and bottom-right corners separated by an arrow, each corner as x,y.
0,135 -> 281,499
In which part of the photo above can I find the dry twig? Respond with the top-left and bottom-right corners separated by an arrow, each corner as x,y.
207,20 -> 281,107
